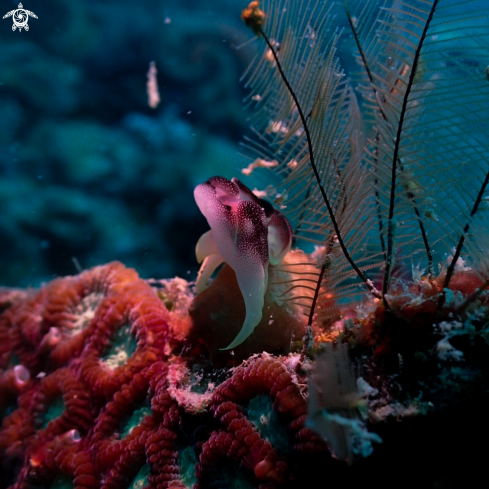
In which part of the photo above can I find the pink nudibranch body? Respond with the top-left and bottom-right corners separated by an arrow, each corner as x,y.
194,176 -> 292,350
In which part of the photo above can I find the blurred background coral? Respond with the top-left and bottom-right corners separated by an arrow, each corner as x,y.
0,0 -> 257,287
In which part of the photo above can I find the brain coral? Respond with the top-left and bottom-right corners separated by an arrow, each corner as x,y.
1,254 -> 489,489
0,263 -> 328,489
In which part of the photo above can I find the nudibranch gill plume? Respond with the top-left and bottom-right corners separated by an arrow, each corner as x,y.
194,176 -> 292,350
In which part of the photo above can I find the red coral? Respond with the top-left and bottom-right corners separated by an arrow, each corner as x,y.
0,386 -> 37,461
0,264 -> 331,489
7,262 -> 142,374
195,354 -> 322,488
79,265 -> 169,400
0,263 -> 175,488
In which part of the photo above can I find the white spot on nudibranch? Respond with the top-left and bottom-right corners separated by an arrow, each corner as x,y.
194,176 -> 292,349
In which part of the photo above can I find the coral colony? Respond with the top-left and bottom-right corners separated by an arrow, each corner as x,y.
1,0 -> 489,488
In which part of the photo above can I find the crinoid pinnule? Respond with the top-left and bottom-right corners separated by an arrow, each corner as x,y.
239,0 -> 489,331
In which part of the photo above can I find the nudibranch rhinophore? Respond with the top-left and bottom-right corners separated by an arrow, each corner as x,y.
194,176 -> 292,350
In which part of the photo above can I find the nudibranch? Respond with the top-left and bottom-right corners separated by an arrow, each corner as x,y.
194,176 -> 292,350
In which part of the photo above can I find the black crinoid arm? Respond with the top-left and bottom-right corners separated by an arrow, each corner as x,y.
238,0 -> 489,482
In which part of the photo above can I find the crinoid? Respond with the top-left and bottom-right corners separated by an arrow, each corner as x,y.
238,0 -> 489,335
232,0 -> 489,468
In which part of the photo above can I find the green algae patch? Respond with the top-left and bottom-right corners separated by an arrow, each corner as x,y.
119,405 -> 151,439
50,474 -> 74,489
179,446 -> 198,488
222,465 -> 255,489
42,394 -> 65,429
129,463 -> 150,489
180,446 -> 254,489
102,323 -> 137,369
248,394 -> 291,454
7,353 -> 20,367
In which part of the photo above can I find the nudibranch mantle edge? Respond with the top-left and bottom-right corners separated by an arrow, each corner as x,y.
194,176 -> 292,350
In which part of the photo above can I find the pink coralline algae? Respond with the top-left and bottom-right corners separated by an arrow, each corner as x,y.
0,263 -> 326,489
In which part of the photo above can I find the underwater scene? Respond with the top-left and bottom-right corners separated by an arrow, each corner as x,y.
1,0 -> 489,487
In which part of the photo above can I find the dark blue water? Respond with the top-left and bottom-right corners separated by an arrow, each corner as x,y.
0,0 -> 254,287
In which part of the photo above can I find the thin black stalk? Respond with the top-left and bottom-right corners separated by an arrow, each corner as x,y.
345,2 -> 385,256
259,27 -> 381,299
301,223 -> 341,359
438,168 -> 489,310
382,0 -> 439,298
409,192 -> 433,276
344,1 -> 373,84
345,0 -> 433,280
300,263 -> 327,361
